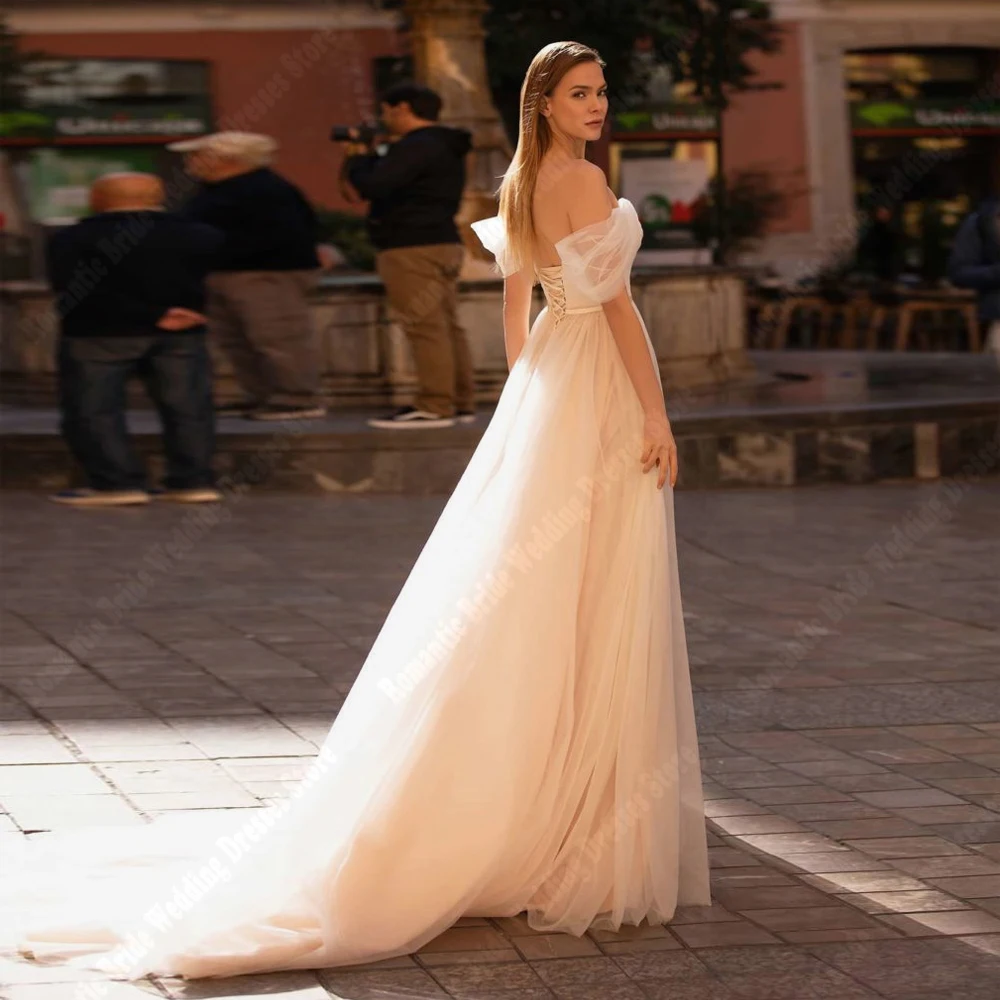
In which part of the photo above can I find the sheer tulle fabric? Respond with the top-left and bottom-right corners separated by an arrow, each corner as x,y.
555,202 -> 644,304
470,214 -> 518,278
0,198 -> 709,981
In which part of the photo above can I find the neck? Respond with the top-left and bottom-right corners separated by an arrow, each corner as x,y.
210,164 -> 258,182
399,119 -> 434,136
546,130 -> 587,161
97,203 -> 163,213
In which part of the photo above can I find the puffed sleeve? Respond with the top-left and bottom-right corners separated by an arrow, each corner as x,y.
471,216 -> 519,278
554,203 -> 643,303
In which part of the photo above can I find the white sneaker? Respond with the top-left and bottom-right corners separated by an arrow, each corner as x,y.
456,410 -> 477,424
367,406 -> 456,429
49,489 -> 150,507
151,487 -> 222,504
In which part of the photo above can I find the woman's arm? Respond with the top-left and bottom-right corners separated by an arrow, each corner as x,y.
502,266 -> 533,370
566,165 -> 676,488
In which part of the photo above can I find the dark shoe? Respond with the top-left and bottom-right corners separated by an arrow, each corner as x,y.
367,406 -> 456,429
456,410 -> 477,424
245,404 -> 327,422
49,488 -> 150,508
215,400 -> 257,415
150,487 -> 222,504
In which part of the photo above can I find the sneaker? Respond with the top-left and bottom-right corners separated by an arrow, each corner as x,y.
367,406 -> 456,429
456,410 -> 477,424
150,487 -> 223,504
245,404 -> 326,422
49,488 -> 150,508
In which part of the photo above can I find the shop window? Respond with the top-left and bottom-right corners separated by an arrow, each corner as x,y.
846,47 -> 1000,283
2,58 -> 212,141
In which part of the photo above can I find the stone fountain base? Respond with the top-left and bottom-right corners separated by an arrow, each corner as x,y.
0,266 -> 753,410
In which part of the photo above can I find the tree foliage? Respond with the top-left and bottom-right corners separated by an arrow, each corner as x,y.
483,0 -> 781,140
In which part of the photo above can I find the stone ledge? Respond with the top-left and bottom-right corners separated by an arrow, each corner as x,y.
3,406 -> 995,494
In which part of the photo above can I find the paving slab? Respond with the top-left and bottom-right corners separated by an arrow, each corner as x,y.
1,482 -> 998,998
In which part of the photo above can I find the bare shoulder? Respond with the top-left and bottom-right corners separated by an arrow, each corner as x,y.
561,159 -> 609,199
560,161 -> 615,230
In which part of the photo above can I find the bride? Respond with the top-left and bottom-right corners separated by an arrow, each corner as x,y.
1,40 -> 709,980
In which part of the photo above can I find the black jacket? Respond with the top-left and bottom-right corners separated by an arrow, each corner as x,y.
857,218 -> 903,283
347,125 -> 472,251
46,210 -> 223,338
182,167 -> 320,272
949,199 -> 1000,320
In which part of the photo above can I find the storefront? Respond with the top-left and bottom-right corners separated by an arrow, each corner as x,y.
606,43 -> 719,266
1,57 -> 213,227
847,47 -> 1000,279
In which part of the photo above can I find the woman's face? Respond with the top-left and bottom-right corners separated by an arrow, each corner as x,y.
543,61 -> 608,143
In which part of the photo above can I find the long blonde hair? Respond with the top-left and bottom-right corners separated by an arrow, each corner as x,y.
498,41 -> 605,273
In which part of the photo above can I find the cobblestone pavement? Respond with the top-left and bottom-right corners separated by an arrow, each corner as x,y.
1,482 -> 999,1000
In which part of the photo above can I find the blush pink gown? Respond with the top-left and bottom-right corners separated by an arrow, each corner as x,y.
0,199 -> 710,980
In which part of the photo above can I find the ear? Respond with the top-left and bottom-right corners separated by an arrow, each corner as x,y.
540,97 -> 551,118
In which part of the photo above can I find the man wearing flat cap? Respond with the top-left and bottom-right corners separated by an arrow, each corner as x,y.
169,131 -> 330,420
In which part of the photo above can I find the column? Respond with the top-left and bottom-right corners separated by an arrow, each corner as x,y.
403,0 -> 511,275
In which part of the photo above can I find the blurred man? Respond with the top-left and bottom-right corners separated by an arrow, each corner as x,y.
858,204 -> 903,285
169,131 -> 331,420
47,173 -> 223,507
344,84 -> 475,429
949,196 -> 1000,355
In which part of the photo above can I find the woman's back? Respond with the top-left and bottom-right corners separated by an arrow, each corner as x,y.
531,158 -> 617,269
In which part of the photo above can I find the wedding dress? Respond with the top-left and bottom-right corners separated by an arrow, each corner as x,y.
0,198 -> 709,980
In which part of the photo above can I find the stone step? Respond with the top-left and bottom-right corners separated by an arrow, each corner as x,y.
3,400 -> 997,493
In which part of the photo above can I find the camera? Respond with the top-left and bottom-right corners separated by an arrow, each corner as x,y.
330,121 -> 381,145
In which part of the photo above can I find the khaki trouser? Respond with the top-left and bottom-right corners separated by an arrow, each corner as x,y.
376,244 -> 474,417
988,320 -> 1000,356
206,269 -> 323,407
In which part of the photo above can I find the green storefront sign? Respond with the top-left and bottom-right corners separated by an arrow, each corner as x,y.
613,104 -> 720,135
0,100 -> 211,141
852,100 -> 1000,131
25,147 -> 160,225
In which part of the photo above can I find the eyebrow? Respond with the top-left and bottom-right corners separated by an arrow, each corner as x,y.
568,84 -> 607,91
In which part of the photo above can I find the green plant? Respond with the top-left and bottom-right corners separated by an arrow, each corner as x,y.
314,207 -> 376,271
691,168 -> 793,264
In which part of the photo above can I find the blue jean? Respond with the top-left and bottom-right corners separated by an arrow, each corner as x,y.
58,334 -> 216,491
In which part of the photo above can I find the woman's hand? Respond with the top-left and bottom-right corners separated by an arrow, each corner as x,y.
640,413 -> 678,490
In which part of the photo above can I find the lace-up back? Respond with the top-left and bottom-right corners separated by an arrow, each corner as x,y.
472,200 -> 644,321
535,265 -> 571,321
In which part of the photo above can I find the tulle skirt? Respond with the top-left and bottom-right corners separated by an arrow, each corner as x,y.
0,303 -> 709,979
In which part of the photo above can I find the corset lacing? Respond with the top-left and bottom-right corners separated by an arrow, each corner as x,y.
536,265 -> 602,324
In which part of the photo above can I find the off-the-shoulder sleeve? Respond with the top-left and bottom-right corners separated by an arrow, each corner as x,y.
471,216 -> 518,278
555,203 -> 642,302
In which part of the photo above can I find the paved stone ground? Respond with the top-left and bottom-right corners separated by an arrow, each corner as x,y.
1,482 -> 999,1000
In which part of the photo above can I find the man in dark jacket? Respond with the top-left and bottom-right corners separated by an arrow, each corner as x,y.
345,84 -> 475,428
47,172 -> 223,507
949,197 -> 1000,355
169,131 -> 328,420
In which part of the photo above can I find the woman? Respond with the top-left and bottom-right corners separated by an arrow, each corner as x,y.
1,41 -> 709,980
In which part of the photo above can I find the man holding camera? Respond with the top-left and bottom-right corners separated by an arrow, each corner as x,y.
342,84 -> 475,429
